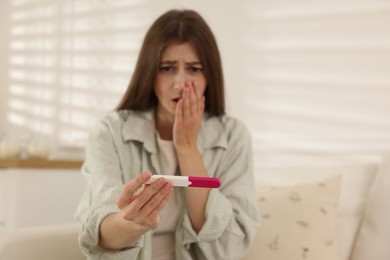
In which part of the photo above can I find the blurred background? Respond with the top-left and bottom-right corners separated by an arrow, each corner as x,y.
1,0 -> 390,164
0,0 -> 390,259
0,2 -> 390,256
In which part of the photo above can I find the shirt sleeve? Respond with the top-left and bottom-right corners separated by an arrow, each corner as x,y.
177,118 -> 260,260
74,119 -> 144,259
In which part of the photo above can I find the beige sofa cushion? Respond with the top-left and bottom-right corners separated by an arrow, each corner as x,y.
243,175 -> 342,260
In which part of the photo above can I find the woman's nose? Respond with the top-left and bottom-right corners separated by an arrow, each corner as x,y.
173,71 -> 189,90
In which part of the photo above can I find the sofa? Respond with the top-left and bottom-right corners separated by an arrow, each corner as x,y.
0,154 -> 389,260
243,153 -> 390,260
0,223 -> 84,260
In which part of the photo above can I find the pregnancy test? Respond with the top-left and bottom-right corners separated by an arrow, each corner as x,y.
146,175 -> 220,188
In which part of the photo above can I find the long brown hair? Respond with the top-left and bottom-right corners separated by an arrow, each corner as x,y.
116,9 -> 225,116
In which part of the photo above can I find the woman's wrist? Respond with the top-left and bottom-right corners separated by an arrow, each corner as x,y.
174,143 -> 199,157
99,213 -> 146,250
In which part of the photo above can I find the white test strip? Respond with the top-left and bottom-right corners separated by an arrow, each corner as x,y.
146,175 -> 191,187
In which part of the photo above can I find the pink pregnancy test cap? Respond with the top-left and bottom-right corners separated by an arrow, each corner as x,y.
188,176 -> 220,188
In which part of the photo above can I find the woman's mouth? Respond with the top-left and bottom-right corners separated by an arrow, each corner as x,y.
172,97 -> 180,104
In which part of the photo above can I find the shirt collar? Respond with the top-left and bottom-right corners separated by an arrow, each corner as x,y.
121,109 -> 157,154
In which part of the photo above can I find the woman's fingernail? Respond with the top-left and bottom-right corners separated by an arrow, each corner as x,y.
142,171 -> 151,179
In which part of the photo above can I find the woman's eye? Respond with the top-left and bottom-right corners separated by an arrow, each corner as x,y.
190,67 -> 202,73
160,66 -> 173,72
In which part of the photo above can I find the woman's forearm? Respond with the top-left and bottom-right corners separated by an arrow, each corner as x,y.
176,146 -> 210,233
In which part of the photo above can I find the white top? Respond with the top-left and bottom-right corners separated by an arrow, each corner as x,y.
152,132 -> 180,260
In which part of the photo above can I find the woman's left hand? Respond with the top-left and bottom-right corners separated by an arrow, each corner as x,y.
173,80 -> 205,150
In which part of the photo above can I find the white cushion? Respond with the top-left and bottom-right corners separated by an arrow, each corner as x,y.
243,175 -> 342,260
351,157 -> 390,260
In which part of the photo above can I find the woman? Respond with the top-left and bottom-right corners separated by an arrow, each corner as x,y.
76,9 -> 259,260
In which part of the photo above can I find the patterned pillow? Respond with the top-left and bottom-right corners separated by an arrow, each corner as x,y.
243,175 -> 342,260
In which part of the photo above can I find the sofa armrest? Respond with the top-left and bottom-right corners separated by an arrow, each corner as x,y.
0,223 -> 85,260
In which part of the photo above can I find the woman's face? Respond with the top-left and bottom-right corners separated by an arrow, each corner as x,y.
154,42 -> 207,122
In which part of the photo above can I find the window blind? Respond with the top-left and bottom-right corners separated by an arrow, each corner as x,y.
7,0 -> 151,153
242,0 -> 390,157
6,0 -> 390,160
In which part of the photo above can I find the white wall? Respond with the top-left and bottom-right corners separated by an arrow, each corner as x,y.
0,0 -> 11,133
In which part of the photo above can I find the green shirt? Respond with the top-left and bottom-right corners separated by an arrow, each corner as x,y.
75,109 -> 259,260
